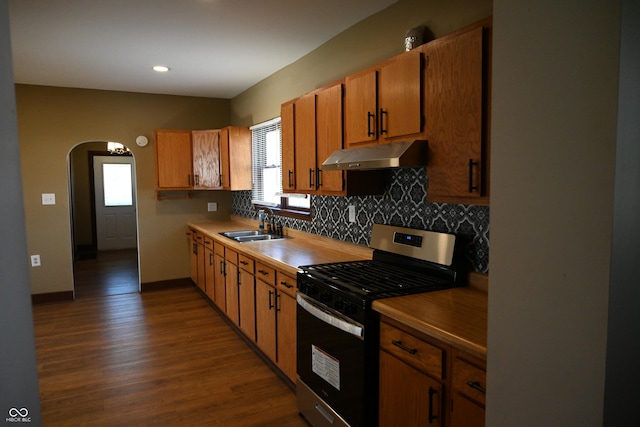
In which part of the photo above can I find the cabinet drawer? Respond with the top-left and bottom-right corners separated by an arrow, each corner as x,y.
452,356 -> 486,405
380,322 -> 444,380
238,254 -> 254,273
226,248 -> 238,265
255,262 -> 275,286
276,271 -> 296,298
214,242 -> 225,257
203,235 -> 213,248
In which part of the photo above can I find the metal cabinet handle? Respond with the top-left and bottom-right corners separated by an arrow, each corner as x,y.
280,280 -> 293,289
288,170 -> 294,188
392,340 -> 417,355
240,260 -> 248,266
379,108 -> 388,135
308,168 -> 314,188
268,290 -> 274,309
367,111 -> 376,137
466,380 -> 486,394
192,243 -> 198,255
276,293 -> 281,312
468,159 -> 479,193
258,269 -> 269,276
428,387 -> 438,424
194,174 -> 199,186
209,253 -> 213,266
316,168 -> 322,188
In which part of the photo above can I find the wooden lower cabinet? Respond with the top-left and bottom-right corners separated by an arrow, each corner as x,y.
450,350 -> 486,427
188,230 -> 298,383
213,243 -> 226,311
238,254 -> 256,340
204,239 -> 215,301
379,318 -> 486,427
379,350 -> 443,427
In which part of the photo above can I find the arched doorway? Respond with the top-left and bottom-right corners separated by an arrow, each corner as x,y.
68,141 -> 140,299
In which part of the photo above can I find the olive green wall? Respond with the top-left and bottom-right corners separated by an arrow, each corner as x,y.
230,0 -> 493,126
17,85 -> 232,294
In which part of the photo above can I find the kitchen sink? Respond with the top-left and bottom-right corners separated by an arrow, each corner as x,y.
220,230 -> 287,242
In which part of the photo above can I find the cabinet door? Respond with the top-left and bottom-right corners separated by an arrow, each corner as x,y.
204,244 -> 215,302
225,260 -> 239,326
316,84 -> 344,193
219,127 -> 231,190
450,393 -> 485,427
281,102 -> 296,191
238,268 -> 256,341
379,350 -> 443,427
378,51 -> 422,139
276,290 -> 296,382
227,126 -> 252,190
255,279 -> 277,363
196,240 -> 206,293
189,231 -> 198,285
344,70 -> 378,147
426,26 -> 483,198
192,130 -> 222,189
155,130 -> 193,189
213,251 -> 226,311
294,94 -> 317,192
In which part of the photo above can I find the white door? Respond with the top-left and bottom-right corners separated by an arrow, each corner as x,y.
94,155 -> 137,250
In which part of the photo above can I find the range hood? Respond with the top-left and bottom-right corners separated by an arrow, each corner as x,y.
322,140 -> 428,171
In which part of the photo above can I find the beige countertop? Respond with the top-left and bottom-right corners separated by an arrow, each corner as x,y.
188,216 -> 373,276
189,216 -> 487,358
373,284 -> 488,359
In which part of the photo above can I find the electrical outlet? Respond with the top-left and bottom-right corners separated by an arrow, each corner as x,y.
31,255 -> 41,267
207,202 -> 218,212
42,193 -> 56,205
348,205 -> 356,223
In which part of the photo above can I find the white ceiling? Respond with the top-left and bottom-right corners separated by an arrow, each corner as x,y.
8,0 -> 397,99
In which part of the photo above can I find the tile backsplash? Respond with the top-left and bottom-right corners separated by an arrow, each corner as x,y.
232,168 -> 489,273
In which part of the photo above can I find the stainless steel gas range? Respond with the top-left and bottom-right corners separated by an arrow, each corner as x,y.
296,224 -> 466,427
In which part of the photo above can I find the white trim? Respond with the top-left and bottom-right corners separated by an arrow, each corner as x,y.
250,116 -> 281,130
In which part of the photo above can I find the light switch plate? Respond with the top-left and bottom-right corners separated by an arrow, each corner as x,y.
207,202 -> 218,212
42,193 -> 56,205
348,205 -> 356,223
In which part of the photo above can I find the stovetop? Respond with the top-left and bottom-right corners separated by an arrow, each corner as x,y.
298,260 -> 451,298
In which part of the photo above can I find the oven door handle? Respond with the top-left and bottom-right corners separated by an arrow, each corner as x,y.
296,293 -> 364,339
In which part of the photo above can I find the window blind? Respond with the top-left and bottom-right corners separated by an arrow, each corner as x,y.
250,117 -> 282,205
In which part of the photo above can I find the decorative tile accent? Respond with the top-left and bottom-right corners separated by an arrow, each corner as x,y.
232,168 -> 489,273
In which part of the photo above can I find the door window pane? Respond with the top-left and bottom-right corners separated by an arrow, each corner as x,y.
103,163 -> 133,206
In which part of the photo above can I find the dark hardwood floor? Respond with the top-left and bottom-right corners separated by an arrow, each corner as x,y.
73,249 -> 139,299
33,284 -> 307,425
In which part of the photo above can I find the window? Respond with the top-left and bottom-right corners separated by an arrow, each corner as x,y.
102,163 -> 133,206
251,118 -> 310,218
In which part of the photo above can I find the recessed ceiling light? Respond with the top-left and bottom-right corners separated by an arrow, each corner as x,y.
153,65 -> 170,72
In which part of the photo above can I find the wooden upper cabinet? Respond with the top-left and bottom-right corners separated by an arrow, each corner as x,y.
192,130 -> 222,189
316,83 -> 344,193
344,51 -> 422,147
378,51 -> 422,140
344,69 -> 377,146
155,129 -> 193,189
281,102 -> 296,192
294,94 -> 317,192
220,126 -> 252,191
425,25 -> 485,200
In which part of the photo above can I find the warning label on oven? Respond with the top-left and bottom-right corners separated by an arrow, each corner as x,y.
312,345 -> 340,390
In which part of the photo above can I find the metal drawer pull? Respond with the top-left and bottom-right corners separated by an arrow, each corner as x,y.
428,387 -> 438,423
258,269 -> 269,276
280,280 -> 293,289
392,340 -> 417,355
468,158 -> 479,192
466,380 -> 486,394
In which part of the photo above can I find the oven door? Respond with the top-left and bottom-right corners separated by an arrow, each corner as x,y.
296,292 -> 366,427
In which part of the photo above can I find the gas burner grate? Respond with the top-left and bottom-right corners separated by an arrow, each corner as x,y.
300,260 -> 448,297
